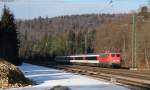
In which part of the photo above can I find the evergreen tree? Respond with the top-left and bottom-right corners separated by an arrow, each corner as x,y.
0,21 -> 1,36
0,6 -> 20,65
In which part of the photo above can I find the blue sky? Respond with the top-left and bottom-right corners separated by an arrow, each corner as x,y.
0,0 -> 148,19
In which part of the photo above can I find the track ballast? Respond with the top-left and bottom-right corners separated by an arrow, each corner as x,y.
49,64 -> 150,90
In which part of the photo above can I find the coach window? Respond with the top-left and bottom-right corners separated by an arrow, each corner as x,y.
73,57 -> 75,60
86,57 -> 97,60
66,57 -> 71,60
75,57 -> 83,60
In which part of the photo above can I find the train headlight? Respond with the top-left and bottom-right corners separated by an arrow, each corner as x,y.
116,60 -> 120,62
113,60 -> 120,62
113,60 -> 116,62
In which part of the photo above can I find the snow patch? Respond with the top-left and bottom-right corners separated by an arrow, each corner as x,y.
6,63 -> 130,90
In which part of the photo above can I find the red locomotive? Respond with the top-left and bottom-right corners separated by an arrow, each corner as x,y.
55,51 -> 121,68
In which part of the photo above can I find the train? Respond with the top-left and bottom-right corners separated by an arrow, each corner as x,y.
55,52 -> 121,68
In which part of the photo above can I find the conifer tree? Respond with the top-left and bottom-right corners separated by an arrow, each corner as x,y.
0,6 -> 20,65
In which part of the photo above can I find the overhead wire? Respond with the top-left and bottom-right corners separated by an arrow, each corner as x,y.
98,0 -> 114,13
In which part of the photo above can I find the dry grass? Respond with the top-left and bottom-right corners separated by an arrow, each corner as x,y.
0,59 -> 35,89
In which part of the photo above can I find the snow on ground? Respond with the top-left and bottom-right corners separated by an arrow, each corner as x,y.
6,63 -> 130,90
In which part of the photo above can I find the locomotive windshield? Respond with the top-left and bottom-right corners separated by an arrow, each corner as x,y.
111,54 -> 115,57
117,54 -> 120,57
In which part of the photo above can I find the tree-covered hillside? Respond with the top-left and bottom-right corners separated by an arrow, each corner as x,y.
17,9 -> 150,69
17,14 -> 128,56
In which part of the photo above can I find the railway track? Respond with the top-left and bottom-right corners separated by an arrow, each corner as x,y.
49,64 -> 150,90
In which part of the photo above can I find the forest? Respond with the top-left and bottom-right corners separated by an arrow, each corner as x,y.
17,6 -> 150,69
18,14 -> 127,55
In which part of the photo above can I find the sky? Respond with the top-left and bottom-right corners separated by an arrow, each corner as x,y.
0,0 -> 148,19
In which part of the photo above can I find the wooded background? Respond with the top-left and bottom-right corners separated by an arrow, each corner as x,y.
15,6 -> 150,69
